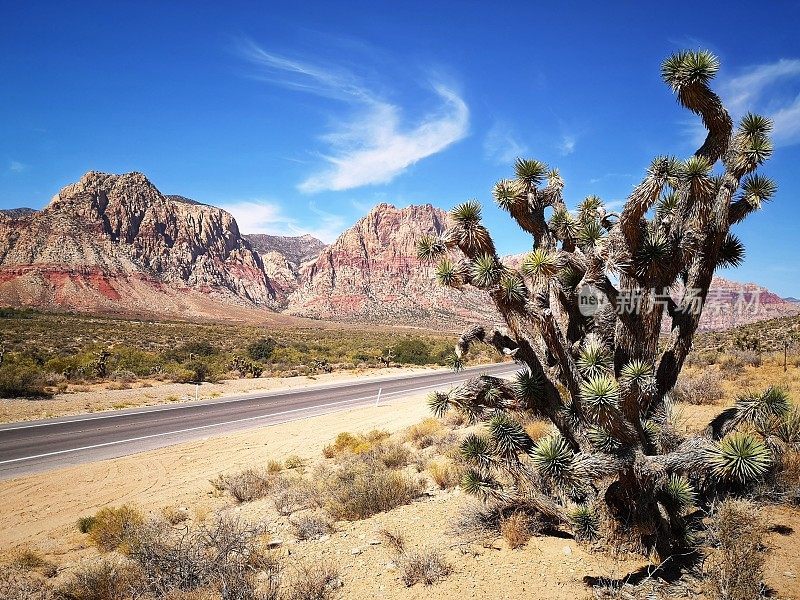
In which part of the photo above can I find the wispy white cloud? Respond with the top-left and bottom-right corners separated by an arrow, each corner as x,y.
483,121 -> 528,164
8,161 -> 27,172
558,134 -> 576,156
239,40 -> 469,193
216,199 -> 345,243
684,58 -> 800,148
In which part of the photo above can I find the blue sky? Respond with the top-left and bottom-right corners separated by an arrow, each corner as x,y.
2,1 -> 800,295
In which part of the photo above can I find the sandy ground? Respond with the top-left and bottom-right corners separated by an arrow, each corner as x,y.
0,365 -> 439,423
2,372 -> 799,599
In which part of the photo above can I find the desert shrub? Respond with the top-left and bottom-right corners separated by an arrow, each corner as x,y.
315,456 -> 423,520
524,419 -> 553,442
266,460 -> 283,473
0,566 -> 55,600
380,528 -> 406,553
672,370 -> 724,405
292,513 -> 334,540
404,418 -> 444,449
220,469 -> 273,503
322,430 -> 391,459
86,505 -> 145,552
283,455 -> 304,469
0,358 -> 49,398
282,561 -> 340,600
57,557 -> 144,600
451,501 -> 547,545
705,499 -> 766,600
128,514 -> 279,598
270,475 -> 316,516
247,337 -> 277,362
400,549 -> 452,587
391,338 -> 432,365
365,439 -> 412,468
500,511 -> 533,549
161,506 -> 189,525
182,359 -> 211,383
719,350 -> 761,373
77,516 -> 97,534
7,549 -> 57,578
426,458 -> 461,489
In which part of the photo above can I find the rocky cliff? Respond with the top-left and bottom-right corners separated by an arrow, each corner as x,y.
0,172 -> 280,318
284,203 -> 501,327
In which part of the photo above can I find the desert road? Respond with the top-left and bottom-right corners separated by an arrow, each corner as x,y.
0,363 -> 515,479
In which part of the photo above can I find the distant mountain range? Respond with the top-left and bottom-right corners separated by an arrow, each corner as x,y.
1,171 -> 797,331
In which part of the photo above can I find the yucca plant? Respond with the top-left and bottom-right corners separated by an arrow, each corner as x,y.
416,50 -> 787,559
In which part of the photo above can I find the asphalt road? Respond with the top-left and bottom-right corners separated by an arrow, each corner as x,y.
0,363 -> 515,479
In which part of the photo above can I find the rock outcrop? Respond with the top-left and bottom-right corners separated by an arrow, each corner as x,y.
0,172 -> 280,318
285,203 -> 501,327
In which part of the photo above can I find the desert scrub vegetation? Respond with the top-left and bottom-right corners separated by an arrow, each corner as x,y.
83,505 -> 145,552
704,499 -> 767,600
5,548 -> 58,578
0,309 -> 498,398
671,369 -> 724,405
399,549 -> 452,587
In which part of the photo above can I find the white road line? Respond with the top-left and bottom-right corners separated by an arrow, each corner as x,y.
0,372 -> 515,465
0,364 -> 508,432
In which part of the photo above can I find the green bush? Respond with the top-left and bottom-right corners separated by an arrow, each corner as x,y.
248,336 -> 277,361
392,338 -> 432,365
0,359 -> 49,398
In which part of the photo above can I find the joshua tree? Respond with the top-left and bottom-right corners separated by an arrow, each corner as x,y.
417,51 -> 795,557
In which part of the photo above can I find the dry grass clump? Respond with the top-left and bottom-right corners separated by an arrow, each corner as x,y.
524,419 -> 553,442
322,430 -> 390,458
0,565 -> 56,599
426,458 -> 461,489
705,499 -> 766,600
282,561 -> 340,600
500,511 -> 533,549
399,549 -> 452,587
315,456 -> 423,520
270,474 -> 317,516
214,469 -> 274,503
291,512 -> 334,541
380,528 -> 406,553
7,548 -> 57,578
283,455 -> 305,470
57,557 -> 144,600
404,418 -> 444,448
161,505 -> 189,525
84,505 -> 145,552
672,370 -> 724,405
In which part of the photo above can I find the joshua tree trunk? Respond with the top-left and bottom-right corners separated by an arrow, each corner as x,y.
417,51 -> 786,558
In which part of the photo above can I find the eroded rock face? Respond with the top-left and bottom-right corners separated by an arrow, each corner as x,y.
285,203 -> 501,327
0,171 -> 279,315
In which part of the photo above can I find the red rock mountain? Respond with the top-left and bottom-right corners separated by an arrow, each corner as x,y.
284,204 -> 501,326
1,171 -> 796,330
0,172 -> 280,319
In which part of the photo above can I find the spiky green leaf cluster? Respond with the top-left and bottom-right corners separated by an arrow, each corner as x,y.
521,248 -> 560,283
471,254 -> 504,288
492,179 -> 523,211
461,469 -> 502,500
549,208 -> 579,240
740,173 -> 777,209
710,432 -> 772,484
531,434 -> 576,485
580,375 -> 621,424
633,228 -> 670,280
427,391 -> 450,417
513,368 -> 543,405
568,505 -> 600,541
514,158 -> 548,189
735,387 -> 790,427
416,234 -> 446,262
435,257 -> 460,287
587,427 -> 621,453
662,474 -> 696,512
661,50 -> 720,91
460,433 -> 493,470
499,273 -> 527,306
488,413 -> 533,460
577,338 -> 613,379
619,359 -> 655,394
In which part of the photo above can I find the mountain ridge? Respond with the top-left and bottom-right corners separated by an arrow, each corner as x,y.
2,171 -> 797,330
